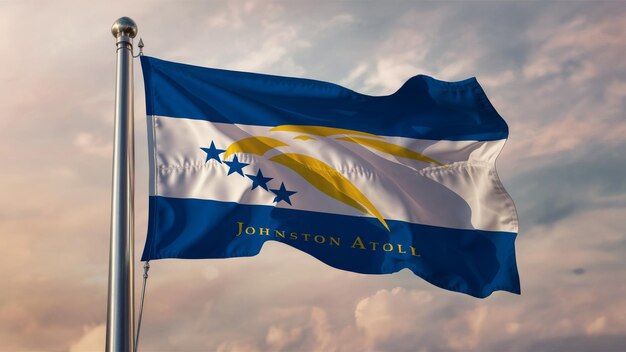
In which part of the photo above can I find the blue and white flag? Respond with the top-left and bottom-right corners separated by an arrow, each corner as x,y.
140,56 -> 519,298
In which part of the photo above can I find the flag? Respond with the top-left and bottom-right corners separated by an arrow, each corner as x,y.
140,56 -> 519,298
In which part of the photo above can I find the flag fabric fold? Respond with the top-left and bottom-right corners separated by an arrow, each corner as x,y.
140,56 -> 520,298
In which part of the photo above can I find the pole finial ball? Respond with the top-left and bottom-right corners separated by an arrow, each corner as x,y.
111,17 -> 138,38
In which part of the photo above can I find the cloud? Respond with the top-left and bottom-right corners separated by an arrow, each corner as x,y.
479,70 -> 516,88
318,14 -> 355,31
355,287 -> 433,344
216,340 -> 260,352
525,334 -> 626,352
524,13 -> 626,81
74,132 -> 112,158
443,306 -> 488,350
363,54 -> 430,94
265,324 -> 302,350
69,324 -> 105,352
212,305 -> 361,352
503,10 -> 626,159
607,81 -> 626,98
202,265 -> 220,281
339,62 -> 369,87
231,26 -> 308,75
585,316 -> 607,335
508,142 -> 626,227
205,1 -> 246,29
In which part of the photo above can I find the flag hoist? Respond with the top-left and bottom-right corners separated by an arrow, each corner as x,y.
107,17 -> 137,352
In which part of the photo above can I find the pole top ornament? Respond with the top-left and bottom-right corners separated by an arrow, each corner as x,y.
111,17 -> 138,39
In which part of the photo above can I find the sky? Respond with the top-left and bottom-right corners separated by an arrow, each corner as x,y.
1,0 -> 625,351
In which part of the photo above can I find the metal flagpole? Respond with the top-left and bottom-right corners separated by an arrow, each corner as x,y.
107,17 -> 137,352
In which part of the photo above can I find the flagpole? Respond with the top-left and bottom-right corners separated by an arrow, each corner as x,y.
107,17 -> 137,352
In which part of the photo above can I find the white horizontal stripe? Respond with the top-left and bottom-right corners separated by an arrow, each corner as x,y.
149,116 -> 518,233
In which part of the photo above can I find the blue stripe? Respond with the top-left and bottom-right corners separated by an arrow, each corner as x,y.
140,56 -> 508,141
143,196 -> 520,298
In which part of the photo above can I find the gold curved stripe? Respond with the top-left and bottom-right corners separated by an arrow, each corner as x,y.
293,135 -> 317,141
269,153 -> 390,231
271,125 -> 383,139
224,136 -> 288,159
337,137 -> 446,167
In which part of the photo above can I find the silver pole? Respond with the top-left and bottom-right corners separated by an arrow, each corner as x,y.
107,17 -> 137,352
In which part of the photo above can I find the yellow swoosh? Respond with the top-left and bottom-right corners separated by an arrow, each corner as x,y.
337,137 -> 446,167
269,153 -> 390,231
224,136 -> 288,159
293,135 -> 317,141
271,125 -> 383,139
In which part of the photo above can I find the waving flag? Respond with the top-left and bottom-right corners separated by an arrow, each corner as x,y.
140,56 -> 519,298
